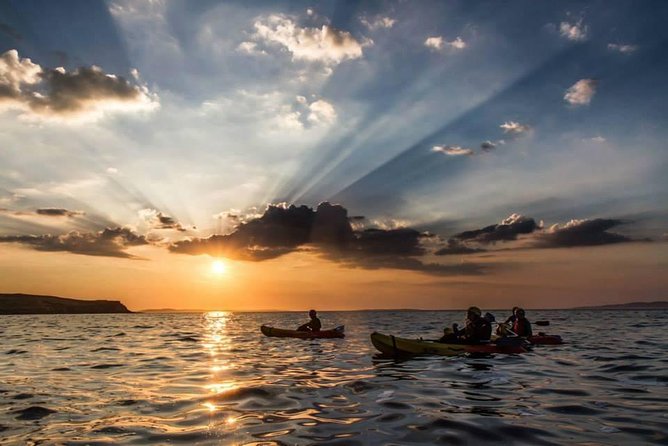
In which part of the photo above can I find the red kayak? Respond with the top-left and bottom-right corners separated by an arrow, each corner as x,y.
261,325 -> 345,339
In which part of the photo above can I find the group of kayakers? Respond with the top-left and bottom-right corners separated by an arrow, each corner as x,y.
296,306 -> 533,344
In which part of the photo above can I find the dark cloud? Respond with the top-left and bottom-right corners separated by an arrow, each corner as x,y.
36,208 -> 84,217
171,202 -> 478,275
29,66 -> 147,114
480,140 -> 496,151
0,227 -> 148,258
453,214 -> 539,244
0,49 -> 156,118
534,218 -> 631,248
435,239 -> 486,256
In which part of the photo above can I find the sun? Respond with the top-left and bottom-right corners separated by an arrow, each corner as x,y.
211,260 -> 227,275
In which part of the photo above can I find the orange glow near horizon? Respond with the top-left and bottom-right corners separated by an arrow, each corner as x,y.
1,243 -> 667,311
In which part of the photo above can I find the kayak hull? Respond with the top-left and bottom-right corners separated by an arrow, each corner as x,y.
370,332 -> 527,357
261,325 -> 345,339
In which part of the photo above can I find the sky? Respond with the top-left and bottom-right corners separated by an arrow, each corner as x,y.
0,0 -> 666,311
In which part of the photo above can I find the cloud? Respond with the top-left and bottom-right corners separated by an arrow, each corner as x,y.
171,202 -> 478,275
587,136 -> 606,143
500,121 -> 530,135
36,208 -> 84,217
480,140 -> 496,151
0,49 -> 158,120
236,41 -> 267,56
432,145 -> 474,156
435,239 -> 486,256
307,99 -> 337,125
0,49 -> 41,100
0,227 -> 148,258
250,14 -> 366,67
607,43 -> 637,54
424,36 -> 466,51
360,16 -> 396,30
535,218 -> 631,248
446,215 -> 635,252
453,214 -> 539,245
138,208 -> 187,232
559,19 -> 588,41
564,79 -> 597,106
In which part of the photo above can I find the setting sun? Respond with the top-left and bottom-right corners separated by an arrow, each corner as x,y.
211,260 -> 227,275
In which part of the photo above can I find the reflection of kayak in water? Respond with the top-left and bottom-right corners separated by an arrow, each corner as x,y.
527,334 -> 564,345
260,325 -> 345,339
370,332 -> 528,357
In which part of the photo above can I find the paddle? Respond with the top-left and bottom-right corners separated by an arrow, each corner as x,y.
535,320 -> 550,326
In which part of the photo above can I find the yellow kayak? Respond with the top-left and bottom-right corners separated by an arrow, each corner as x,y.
370,332 -> 527,356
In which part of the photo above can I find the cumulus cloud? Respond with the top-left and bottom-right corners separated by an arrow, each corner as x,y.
534,218 -> 630,248
445,215 -> 636,253
500,121 -> 530,135
307,99 -> 337,125
424,36 -> 466,51
559,19 -> 588,41
171,202 -> 477,275
0,227 -> 148,258
564,79 -> 597,106
453,214 -> 539,245
250,14 -> 366,68
0,49 -> 158,120
432,145 -> 474,156
607,43 -> 638,54
360,16 -> 396,30
587,136 -> 606,143
138,208 -> 187,232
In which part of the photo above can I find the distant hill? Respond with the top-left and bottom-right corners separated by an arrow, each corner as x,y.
0,293 -> 131,315
578,301 -> 668,310
140,308 -> 207,313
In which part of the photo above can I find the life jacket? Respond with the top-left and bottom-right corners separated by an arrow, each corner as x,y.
513,319 -> 529,336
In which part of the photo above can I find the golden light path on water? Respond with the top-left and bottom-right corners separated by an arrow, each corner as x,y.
201,311 -> 238,427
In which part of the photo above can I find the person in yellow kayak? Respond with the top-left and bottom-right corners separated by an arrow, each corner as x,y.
297,309 -> 321,332
440,306 -> 492,343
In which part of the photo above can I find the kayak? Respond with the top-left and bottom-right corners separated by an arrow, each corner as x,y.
527,334 -> 563,345
261,325 -> 345,339
370,332 -> 528,357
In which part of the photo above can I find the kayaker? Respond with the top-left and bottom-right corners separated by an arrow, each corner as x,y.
297,309 -> 322,332
512,308 -> 532,337
441,306 -> 491,343
505,306 -> 520,325
497,306 -> 519,335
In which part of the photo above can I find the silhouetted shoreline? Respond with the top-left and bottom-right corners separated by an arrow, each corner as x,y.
0,293 -> 131,315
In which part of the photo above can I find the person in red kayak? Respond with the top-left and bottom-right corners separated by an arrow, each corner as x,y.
512,308 -> 532,337
297,309 -> 322,332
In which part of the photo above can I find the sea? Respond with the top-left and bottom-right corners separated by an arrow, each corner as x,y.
1,310 -> 667,445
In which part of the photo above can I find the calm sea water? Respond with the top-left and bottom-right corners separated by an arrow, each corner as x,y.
1,310 -> 667,445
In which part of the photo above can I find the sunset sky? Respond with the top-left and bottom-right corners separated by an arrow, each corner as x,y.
0,0 -> 666,311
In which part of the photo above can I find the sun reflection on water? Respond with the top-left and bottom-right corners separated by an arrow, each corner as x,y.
202,310 -> 241,426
